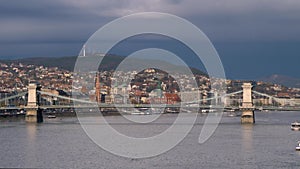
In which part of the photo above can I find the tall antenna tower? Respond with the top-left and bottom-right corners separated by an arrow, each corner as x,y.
83,45 -> 86,57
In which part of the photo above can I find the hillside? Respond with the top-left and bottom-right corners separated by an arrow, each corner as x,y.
0,55 -> 207,76
258,74 -> 300,88
0,56 -> 77,71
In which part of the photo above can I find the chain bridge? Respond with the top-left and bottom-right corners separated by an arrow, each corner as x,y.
1,82 -> 300,123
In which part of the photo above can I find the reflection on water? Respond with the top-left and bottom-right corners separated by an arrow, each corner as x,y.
25,124 -> 37,167
242,124 -> 253,153
240,124 -> 256,167
26,124 -> 37,142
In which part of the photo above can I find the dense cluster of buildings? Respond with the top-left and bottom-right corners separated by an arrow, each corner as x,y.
0,62 -> 72,92
1,61 -> 300,106
73,68 -> 223,105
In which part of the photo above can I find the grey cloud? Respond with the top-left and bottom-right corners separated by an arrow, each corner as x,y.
1,0 -> 300,43
0,0 -> 114,44
165,0 -> 184,5
0,0 -> 300,55
0,0 -> 300,80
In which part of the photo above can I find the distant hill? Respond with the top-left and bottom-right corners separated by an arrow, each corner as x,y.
0,55 -> 126,71
0,55 -> 207,76
258,74 -> 300,88
0,56 -> 77,71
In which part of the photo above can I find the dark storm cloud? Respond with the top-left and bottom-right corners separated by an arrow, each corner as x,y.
0,0 -> 65,18
1,0 -> 300,44
0,0 -> 97,20
0,0 -> 300,79
0,0 -> 113,44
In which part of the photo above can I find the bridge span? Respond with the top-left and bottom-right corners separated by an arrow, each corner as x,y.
1,83 -> 300,123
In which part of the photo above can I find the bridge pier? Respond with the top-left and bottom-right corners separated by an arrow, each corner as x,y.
25,83 -> 43,123
241,83 -> 255,124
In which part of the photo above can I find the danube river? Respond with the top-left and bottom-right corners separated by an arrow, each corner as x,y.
1,111 -> 300,168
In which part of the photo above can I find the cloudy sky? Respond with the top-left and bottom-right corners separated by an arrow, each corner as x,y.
0,0 -> 300,79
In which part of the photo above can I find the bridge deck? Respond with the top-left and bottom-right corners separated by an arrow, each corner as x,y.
1,104 -> 300,111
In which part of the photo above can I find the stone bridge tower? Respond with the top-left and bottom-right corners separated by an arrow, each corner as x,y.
25,83 -> 43,123
240,83 -> 255,124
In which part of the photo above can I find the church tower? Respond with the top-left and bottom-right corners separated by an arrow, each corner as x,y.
95,72 -> 101,103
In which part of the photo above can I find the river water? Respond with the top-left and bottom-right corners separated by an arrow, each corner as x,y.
1,111 -> 300,169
